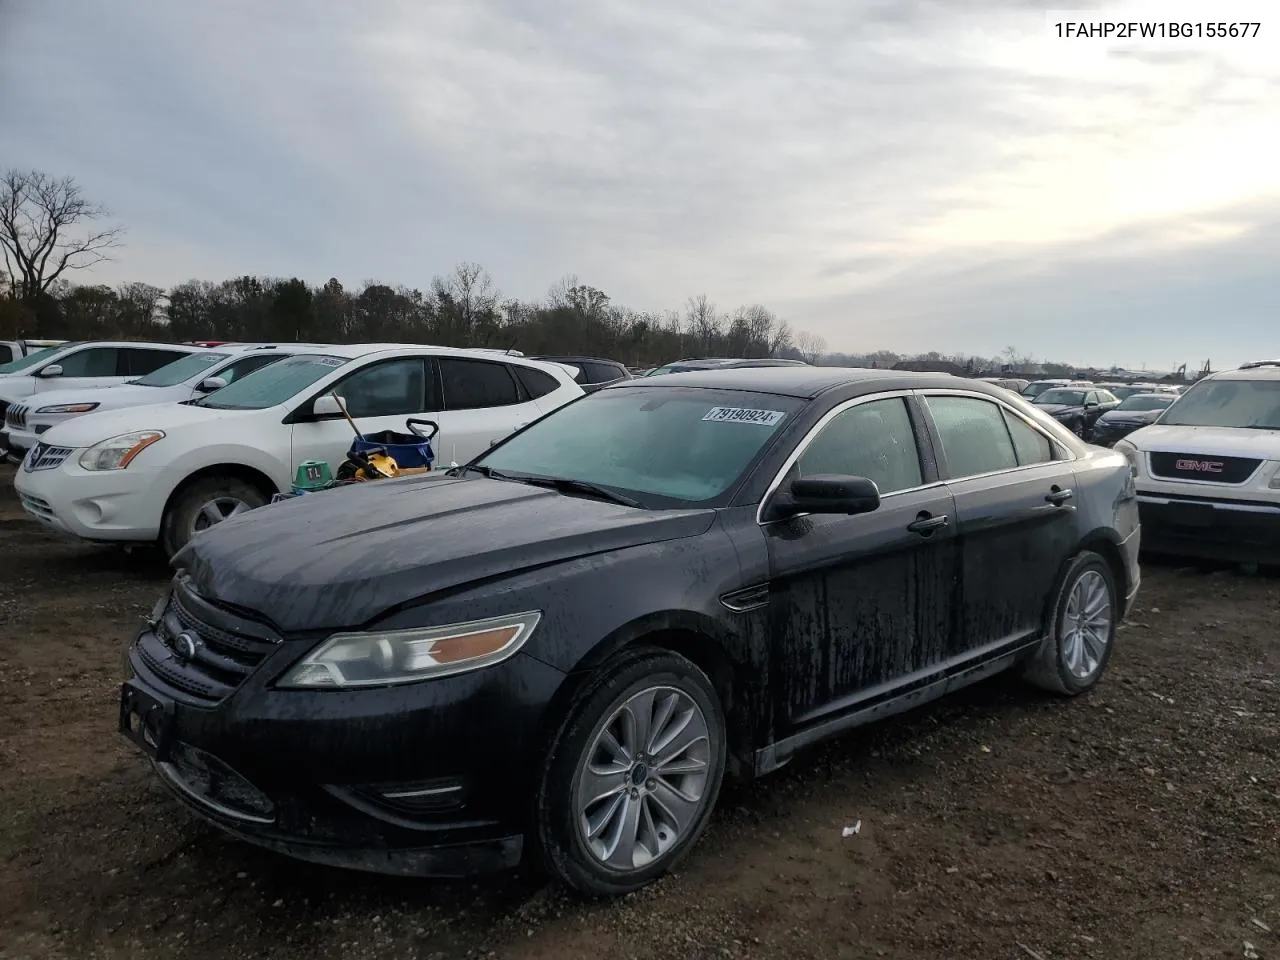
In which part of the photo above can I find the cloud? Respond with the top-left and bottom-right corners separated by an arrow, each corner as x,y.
1,0 -> 1277,367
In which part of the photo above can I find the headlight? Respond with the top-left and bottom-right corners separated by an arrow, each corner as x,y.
1114,439 -> 1140,477
278,610 -> 542,689
78,430 -> 165,471
36,401 -> 100,414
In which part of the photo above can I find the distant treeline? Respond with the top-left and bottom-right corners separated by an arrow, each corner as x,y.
0,263 -> 813,367
0,261 -> 1092,375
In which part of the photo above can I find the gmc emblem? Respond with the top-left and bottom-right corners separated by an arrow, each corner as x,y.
1175,458 -> 1223,473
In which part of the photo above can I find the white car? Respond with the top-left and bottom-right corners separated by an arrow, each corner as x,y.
1115,360 -> 1280,564
13,344 -> 583,557
3,343 -> 308,457
0,340 -> 199,457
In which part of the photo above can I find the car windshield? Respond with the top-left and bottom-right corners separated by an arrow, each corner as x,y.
1035,389 -> 1086,405
134,352 -> 229,387
1158,379 -> 1280,429
0,346 -> 64,374
470,386 -> 804,506
191,354 -> 348,410
1117,395 -> 1173,412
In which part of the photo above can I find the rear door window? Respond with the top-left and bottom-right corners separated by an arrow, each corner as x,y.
438,357 -> 521,410
124,348 -> 190,376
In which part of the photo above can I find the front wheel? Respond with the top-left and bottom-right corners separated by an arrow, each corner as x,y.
1024,550 -> 1117,695
536,647 -> 727,897
160,476 -> 268,558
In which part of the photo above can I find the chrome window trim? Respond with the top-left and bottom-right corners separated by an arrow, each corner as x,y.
755,387 -> 1077,527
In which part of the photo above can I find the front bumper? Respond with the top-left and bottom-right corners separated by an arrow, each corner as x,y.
1138,493 -> 1280,563
119,602 -> 568,877
13,452 -> 169,542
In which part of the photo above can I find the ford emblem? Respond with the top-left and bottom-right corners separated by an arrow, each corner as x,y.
174,632 -> 200,661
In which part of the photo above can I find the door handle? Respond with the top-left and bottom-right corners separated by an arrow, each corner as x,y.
1046,487 -> 1073,505
907,513 -> 949,535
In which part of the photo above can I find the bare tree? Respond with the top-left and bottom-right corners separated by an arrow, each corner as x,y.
794,331 -> 828,364
684,294 -> 722,353
0,169 -> 124,301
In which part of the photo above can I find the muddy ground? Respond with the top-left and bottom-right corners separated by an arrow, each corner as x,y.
0,462 -> 1277,960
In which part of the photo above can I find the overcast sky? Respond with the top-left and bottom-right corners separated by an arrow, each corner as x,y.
2,0 -> 1277,370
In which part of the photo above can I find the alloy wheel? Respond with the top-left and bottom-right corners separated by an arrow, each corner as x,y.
1061,569 -> 1112,679
190,496 -> 252,536
575,685 -> 711,871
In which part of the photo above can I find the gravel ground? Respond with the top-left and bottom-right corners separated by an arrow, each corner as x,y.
0,462 -> 1277,960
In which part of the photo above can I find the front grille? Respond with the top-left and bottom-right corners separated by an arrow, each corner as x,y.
1148,452 -> 1262,485
134,579 -> 280,705
22,443 -> 73,472
5,402 -> 28,430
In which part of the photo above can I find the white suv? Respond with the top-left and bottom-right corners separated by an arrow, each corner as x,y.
2,343 -> 308,458
0,340 -> 199,457
13,345 -> 583,557
1115,360 -> 1280,563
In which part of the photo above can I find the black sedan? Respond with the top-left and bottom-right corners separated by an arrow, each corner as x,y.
1088,393 -> 1176,446
1031,387 -> 1121,439
119,368 -> 1140,897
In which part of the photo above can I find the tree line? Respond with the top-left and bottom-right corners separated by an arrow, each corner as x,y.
2,166 -> 1087,374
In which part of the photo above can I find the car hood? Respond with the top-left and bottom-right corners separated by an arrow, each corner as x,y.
1099,408 -> 1162,423
1125,424 -> 1280,458
22,383 -> 183,416
176,473 -> 718,633
38,400 -> 262,448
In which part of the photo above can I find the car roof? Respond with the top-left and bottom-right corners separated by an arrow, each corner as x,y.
1211,363 -> 1280,381
530,355 -> 621,364
609,365 -> 977,399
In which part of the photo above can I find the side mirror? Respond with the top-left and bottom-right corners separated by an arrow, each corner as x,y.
196,376 -> 227,393
311,394 -> 343,418
1084,400 -> 1099,408
37,364 -> 63,378
767,475 -> 880,521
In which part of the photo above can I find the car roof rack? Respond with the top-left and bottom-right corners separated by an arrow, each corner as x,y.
1238,359 -> 1280,369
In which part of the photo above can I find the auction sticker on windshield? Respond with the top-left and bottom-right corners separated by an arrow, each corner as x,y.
702,407 -> 786,426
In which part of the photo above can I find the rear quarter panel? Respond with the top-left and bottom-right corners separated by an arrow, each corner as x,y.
1072,445 -> 1141,602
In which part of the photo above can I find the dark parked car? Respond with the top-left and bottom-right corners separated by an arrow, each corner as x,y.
1031,387 -> 1120,439
645,357 -> 809,377
119,368 -> 1140,897
530,356 -> 632,394
1088,393 -> 1176,446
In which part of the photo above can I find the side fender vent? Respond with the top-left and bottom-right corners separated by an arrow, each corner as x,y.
720,583 -> 770,613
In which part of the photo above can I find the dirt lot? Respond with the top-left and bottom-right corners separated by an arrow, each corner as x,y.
0,463 -> 1277,960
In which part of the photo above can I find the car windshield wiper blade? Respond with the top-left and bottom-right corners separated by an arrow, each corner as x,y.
474,469 -> 640,507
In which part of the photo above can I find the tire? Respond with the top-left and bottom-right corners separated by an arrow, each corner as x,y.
536,646 -> 727,897
1023,550 -> 1118,695
160,475 -> 268,558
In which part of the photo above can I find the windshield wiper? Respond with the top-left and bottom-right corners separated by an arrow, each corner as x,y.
468,468 -> 640,507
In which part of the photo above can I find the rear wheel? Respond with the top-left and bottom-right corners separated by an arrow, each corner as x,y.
536,647 -> 727,897
160,476 -> 268,558
1024,550 -> 1117,695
